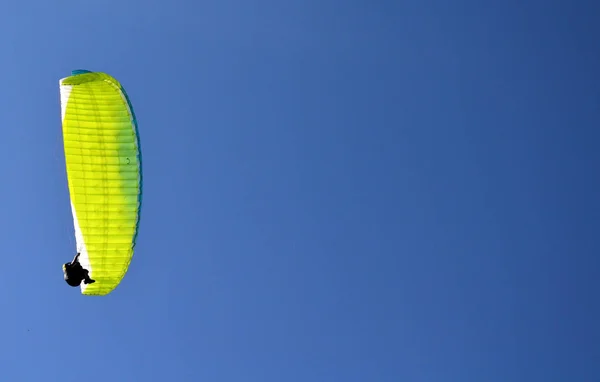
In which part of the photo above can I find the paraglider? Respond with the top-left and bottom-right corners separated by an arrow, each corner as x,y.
59,70 -> 142,295
63,252 -> 95,287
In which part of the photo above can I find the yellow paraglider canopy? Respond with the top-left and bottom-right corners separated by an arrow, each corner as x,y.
59,70 -> 142,295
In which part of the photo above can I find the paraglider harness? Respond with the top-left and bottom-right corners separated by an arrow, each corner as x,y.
63,252 -> 95,287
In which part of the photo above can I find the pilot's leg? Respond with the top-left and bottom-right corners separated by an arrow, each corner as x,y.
82,269 -> 96,284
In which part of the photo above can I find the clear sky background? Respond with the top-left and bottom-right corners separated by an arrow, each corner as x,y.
0,0 -> 598,381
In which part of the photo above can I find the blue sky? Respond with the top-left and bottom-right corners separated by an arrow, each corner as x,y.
1,0 -> 599,381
